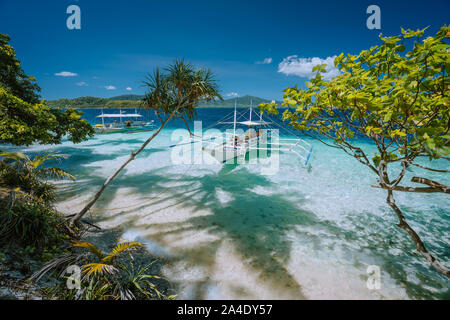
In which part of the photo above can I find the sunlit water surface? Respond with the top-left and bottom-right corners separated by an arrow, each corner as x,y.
5,108 -> 449,299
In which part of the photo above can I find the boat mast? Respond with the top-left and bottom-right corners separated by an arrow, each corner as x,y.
101,107 -> 105,126
119,107 -> 122,124
233,99 -> 237,147
249,98 -> 252,122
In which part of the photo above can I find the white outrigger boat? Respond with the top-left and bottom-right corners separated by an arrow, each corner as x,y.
198,100 -> 313,166
94,108 -> 155,134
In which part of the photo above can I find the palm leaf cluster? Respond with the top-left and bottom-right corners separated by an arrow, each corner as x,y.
0,150 -> 74,203
37,240 -> 174,300
72,240 -> 142,273
142,58 -> 222,129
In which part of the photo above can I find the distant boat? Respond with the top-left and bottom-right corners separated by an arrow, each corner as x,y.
94,108 -> 155,134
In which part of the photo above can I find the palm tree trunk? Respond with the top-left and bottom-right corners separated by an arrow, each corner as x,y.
70,106 -> 181,226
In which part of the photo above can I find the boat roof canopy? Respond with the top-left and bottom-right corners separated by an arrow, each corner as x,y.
238,120 -> 270,126
96,114 -> 143,118
218,120 -> 270,126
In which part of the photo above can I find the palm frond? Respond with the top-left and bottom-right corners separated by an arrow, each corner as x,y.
141,59 -> 221,125
31,153 -> 66,169
0,151 -> 29,163
103,242 -> 143,263
37,167 -> 76,181
72,240 -> 104,260
82,263 -> 118,277
30,254 -> 78,282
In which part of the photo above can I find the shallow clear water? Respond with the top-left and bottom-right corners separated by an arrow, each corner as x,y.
5,108 -> 449,299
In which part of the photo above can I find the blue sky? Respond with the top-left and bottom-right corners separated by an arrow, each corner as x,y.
0,0 -> 449,100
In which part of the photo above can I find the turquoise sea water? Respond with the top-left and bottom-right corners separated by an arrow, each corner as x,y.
4,108 -> 449,299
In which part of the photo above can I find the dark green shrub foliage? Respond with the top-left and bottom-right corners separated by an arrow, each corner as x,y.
0,161 -> 56,203
0,198 -> 67,251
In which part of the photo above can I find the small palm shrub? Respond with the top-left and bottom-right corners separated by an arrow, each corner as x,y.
35,241 -> 175,300
0,151 -> 74,257
0,151 -> 75,204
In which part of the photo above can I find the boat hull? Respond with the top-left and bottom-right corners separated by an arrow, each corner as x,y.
203,135 -> 259,164
94,124 -> 155,134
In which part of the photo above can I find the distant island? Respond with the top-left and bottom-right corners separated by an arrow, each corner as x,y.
46,94 -> 281,109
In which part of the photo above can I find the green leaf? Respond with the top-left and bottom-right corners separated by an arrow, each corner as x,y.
372,154 -> 381,167
383,111 -> 393,122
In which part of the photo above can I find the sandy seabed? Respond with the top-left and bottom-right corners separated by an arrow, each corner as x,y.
15,127 -> 448,300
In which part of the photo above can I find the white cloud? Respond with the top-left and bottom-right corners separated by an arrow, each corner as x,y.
76,81 -> 88,86
55,71 -> 78,77
104,85 -> 116,90
225,92 -> 239,97
278,55 -> 340,80
255,57 -> 273,65
126,87 -> 132,91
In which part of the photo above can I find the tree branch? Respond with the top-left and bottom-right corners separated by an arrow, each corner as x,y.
176,114 -> 200,138
410,162 -> 450,173
372,184 -> 450,194
411,176 -> 450,192
385,190 -> 449,278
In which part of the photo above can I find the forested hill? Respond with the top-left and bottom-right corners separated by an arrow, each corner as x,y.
46,95 -> 280,109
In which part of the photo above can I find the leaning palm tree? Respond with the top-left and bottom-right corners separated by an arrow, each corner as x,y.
71,59 -> 222,226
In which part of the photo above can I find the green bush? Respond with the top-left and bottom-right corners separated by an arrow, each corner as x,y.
0,161 -> 56,203
0,151 -> 75,204
0,198 -> 68,253
36,241 -> 176,300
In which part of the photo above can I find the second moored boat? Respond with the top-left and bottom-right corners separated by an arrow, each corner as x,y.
94,108 -> 155,134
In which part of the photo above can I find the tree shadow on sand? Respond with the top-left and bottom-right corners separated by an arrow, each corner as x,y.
54,145 -> 450,299
93,164 -> 346,299
53,145 -> 170,206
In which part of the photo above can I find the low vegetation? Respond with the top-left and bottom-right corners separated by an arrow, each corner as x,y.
0,151 -> 173,300
0,151 -> 74,259
35,241 -> 175,300
0,151 -> 75,204
0,195 -> 69,256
